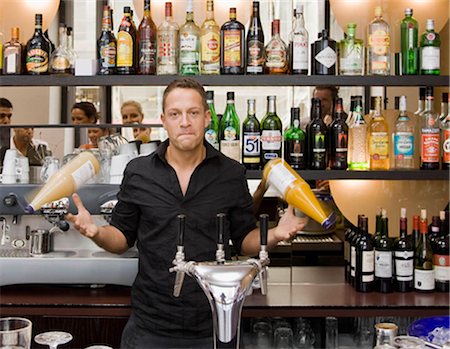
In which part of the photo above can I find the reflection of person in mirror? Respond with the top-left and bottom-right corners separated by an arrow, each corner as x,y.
71,102 -> 109,149
66,78 -> 307,349
313,85 -> 339,127
121,100 -> 151,143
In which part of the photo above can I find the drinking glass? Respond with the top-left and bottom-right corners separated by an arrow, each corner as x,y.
40,156 -> 60,183
0,317 -> 32,349
325,317 -> 339,349
294,318 -> 315,349
273,327 -> 294,349
252,320 -> 272,348
34,331 -> 72,349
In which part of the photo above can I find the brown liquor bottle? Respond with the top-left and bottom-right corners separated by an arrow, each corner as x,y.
117,6 -> 137,74
220,8 -> 245,75
264,19 -> 288,74
138,0 -> 157,74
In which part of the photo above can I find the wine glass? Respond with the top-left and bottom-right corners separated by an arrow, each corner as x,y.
34,331 -> 72,349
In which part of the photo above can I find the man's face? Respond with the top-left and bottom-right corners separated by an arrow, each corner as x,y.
313,89 -> 333,119
161,88 -> 210,152
0,107 -> 12,124
122,105 -> 143,125
14,128 -> 33,143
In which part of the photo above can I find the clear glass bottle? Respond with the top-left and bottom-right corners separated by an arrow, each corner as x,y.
420,19 -> 441,75
220,7 -> 245,75
289,3 -> 308,75
65,26 -> 76,73
179,0 -> 200,76
246,1 -> 264,75
200,0 -> 220,75
367,6 -> 390,75
205,90 -> 219,150
242,99 -> 261,170
348,96 -> 369,170
50,25 -> 72,75
138,0 -> 157,75
261,96 -> 282,167
264,19 -> 288,74
220,92 -> 240,162
393,96 -> 415,169
368,96 -> 390,170
400,8 -> 419,75
420,86 -> 440,169
3,27 -> 22,75
339,23 -> 364,75
157,2 -> 179,75
284,107 -> 306,170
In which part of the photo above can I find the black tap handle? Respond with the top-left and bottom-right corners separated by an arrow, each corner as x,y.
177,214 -> 186,246
59,220 -> 70,232
216,213 -> 226,245
259,214 -> 269,246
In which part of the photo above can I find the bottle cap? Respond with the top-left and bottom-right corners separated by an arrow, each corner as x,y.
404,8 -> 413,15
426,19 -> 435,30
226,91 -> 235,100
374,6 -> 382,17
399,96 -> 407,111
206,90 -> 214,102
420,209 -> 427,220
124,6 -> 131,13
296,3 -> 303,13
400,207 -> 407,218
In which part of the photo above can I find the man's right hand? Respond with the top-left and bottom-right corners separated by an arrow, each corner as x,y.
66,193 -> 99,238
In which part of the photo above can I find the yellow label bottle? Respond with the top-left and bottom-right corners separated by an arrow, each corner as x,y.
200,0 -> 220,74
368,96 -> 390,170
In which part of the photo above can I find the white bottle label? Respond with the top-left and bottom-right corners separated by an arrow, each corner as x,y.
71,160 -> 96,190
292,35 -> 308,71
267,162 -> 296,197
180,33 -> 198,64
414,269 -> 435,290
351,246 -> 356,277
362,250 -> 374,282
261,130 -> 282,150
394,251 -> 414,281
315,46 -> 336,68
375,250 -> 393,278
434,254 -> 450,282
220,140 -> 240,162
6,54 -> 17,74
421,47 -> 440,70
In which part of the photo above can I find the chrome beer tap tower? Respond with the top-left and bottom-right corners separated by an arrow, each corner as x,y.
170,213 -> 270,349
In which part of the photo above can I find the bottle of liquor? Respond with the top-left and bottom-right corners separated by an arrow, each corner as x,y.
414,87 -> 426,116
440,92 -> 449,120
157,2 -> 179,75
420,19 -> 441,75
43,30 -> 55,55
246,1 -> 264,75
368,96 -> 390,170
3,27 -> 22,75
434,211 -> 450,292
117,6 -> 137,74
220,8 -> 245,75
329,98 -> 348,170
261,96 -> 282,167
220,92 -> 240,163
50,25 -> 72,75
420,87 -> 440,169
264,19 -> 288,74
289,3 -> 308,75
284,107 -> 306,170
311,29 -> 337,75
26,14 -> 51,75
411,214 -> 420,252
65,26 -> 76,74
205,90 -> 219,151
414,209 -> 435,292
355,216 -> 375,293
307,98 -> 327,169
393,96 -> 415,169
374,208 -> 394,293
339,23 -> 364,75
348,96 -> 369,170
400,8 -> 418,75
344,220 -> 358,283
138,0 -> 157,75
440,93 -> 450,169
179,0 -> 200,76
200,0 -> 220,75
393,208 -> 414,292
367,6 -> 390,75
97,5 -> 117,75
242,99 -> 261,170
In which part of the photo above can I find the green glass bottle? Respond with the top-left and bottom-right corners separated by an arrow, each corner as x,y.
205,90 -> 219,150
400,8 -> 418,75
284,107 -> 306,169
420,19 -> 441,75
261,96 -> 282,167
339,23 -> 364,75
220,92 -> 240,162
242,99 -> 261,170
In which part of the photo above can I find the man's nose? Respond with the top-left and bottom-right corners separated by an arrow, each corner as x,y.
179,113 -> 191,126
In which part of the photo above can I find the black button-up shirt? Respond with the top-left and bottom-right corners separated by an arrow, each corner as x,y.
110,140 -> 256,338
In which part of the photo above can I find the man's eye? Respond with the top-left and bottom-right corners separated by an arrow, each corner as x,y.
190,111 -> 199,117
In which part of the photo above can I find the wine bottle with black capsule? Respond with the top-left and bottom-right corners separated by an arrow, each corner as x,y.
355,216 -> 375,293
374,208 -> 394,293
393,208 -> 414,292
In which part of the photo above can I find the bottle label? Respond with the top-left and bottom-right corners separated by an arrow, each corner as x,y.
220,140 -> 240,162
285,140 -> 305,166
421,47 -> 440,70
6,53 -> 17,74
205,129 -> 219,149
243,132 -> 261,157
267,162 -> 296,196
265,43 -> 287,68
247,39 -> 264,73
335,133 -> 348,153
369,30 -> 390,55
393,132 -> 414,158
117,31 -> 133,67
414,269 -> 435,290
71,160 -> 97,190
51,56 -> 71,72
370,132 -> 389,158
201,31 -> 220,69
434,254 -> 450,282
223,29 -> 242,67
314,46 -> 336,68
292,35 -> 308,71
375,250 -> 393,278
100,42 -> 117,68
139,39 -> 156,68
26,49 -> 49,73
351,246 -> 356,277
157,31 -> 177,61
443,129 -> 450,164
261,130 -> 282,150
180,33 -> 198,64
421,132 -> 440,163
394,251 -> 414,281
362,250 -> 375,282
340,50 -> 363,72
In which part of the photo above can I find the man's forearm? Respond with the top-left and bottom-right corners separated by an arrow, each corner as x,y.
240,227 -> 280,257
91,225 -> 129,254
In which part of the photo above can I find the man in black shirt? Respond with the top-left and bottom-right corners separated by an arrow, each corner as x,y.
67,78 -> 306,348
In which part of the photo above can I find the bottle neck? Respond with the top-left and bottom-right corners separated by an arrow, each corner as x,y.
295,11 -> 305,28
291,110 -> 300,128
247,100 -> 256,118
186,11 -> 194,22
381,217 -> 389,238
206,1 -> 214,20
267,98 -> 277,114
399,218 -> 407,238
144,0 -> 151,15
425,97 -> 435,113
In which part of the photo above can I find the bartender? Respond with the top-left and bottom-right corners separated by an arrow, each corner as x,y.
67,78 -> 307,349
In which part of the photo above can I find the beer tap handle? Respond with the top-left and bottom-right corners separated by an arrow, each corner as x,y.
259,214 -> 269,295
177,214 -> 185,247
216,213 -> 226,264
173,214 -> 186,297
259,214 -> 269,248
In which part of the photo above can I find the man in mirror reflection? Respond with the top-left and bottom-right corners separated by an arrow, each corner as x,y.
67,78 -> 307,349
120,100 -> 151,143
313,85 -> 338,127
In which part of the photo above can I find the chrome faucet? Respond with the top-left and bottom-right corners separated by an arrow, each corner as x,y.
0,217 -> 7,245
170,213 -> 270,348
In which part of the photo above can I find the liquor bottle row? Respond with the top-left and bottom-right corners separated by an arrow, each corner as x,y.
344,207 -> 449,293
0,1 -> 442,76
204,88 -> 450,171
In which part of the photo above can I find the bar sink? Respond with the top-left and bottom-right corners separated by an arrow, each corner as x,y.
91,250 -> 138,258
31,251 -> 77,258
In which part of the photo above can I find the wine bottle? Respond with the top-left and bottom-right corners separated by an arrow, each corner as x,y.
434,211 -> 450,292
374,209 -> 394,293
246,1 -> 264,75
157,2 -> 179,75
420,19 -> 441,75
368,96 -> 390,170
393,95 -> 415,169
200,0 -> 220,75
355,216 -> 375,293
420,86 -> 440,169
117,6 -> 137,74
289,3 -> 308,75
220,8 -> 245,75
26,14 -> 51,75
349,215 -> 364,287
264,19 -> 288,74
242,99 -> 261,170
372,207 -> 383,245
261,96 -> 282,167
138,0 -> 158,75
3,27 -> 23,75
284,107 -> 306,170
411,214 -> 420,252
205,90 -> 219,151
393,208 -> 414,292
414,209 -> 435,292
428,215 -> 441,251
306,98 -> 327,170
26,152 -> 100,213
220,92 -> 240,163
400,8 -> 419,75
344,224 -> 354,283
329,98 -> 348,170
311,29 -> 336,75
97,5 -> 117,75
